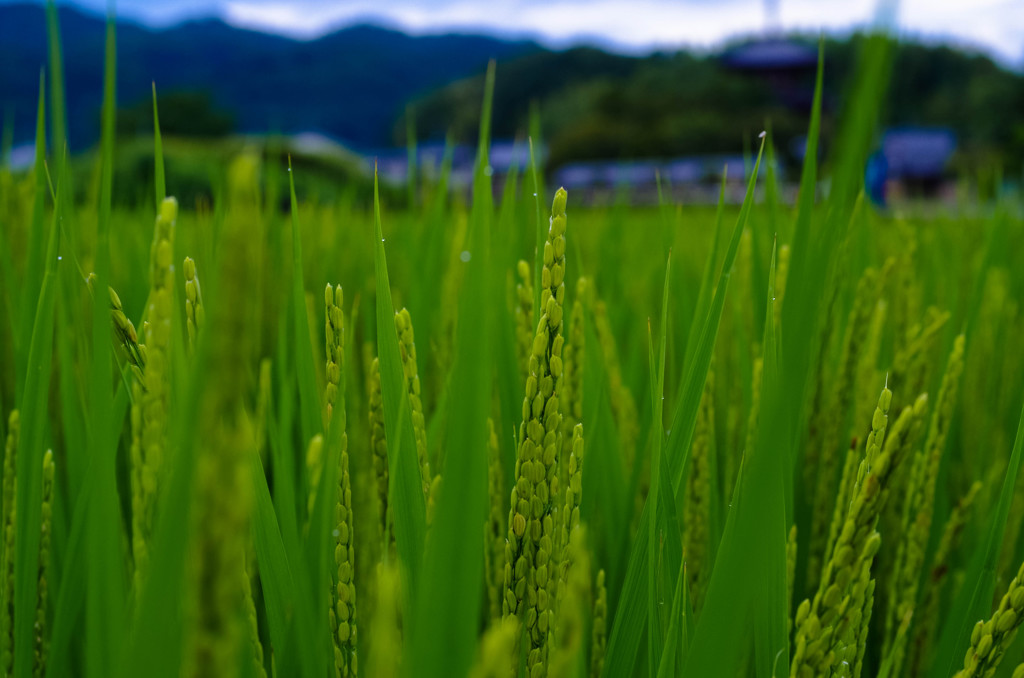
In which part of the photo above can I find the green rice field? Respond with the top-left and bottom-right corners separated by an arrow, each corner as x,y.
1,9 -> 1024,678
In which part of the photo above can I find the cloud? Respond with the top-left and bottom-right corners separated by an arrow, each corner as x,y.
44,0 -> 1024,67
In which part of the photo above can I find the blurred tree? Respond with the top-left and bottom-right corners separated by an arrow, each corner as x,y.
118,91 -> 235,138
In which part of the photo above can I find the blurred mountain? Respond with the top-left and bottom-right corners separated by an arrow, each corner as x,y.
0,3 -> 540,149
2,3 -> 1022,173
408,36 -> 1024,172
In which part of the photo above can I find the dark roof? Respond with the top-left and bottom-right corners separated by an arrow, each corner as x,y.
882,127 -> 957,178
720,39 -> 818,70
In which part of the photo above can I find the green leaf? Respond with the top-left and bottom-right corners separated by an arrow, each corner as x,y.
929,398 -> 1024,678
15,71 -> 48,396
580,314 -> 628,601
14,168 -> 59,678
529,130 -> 544,333
647,253 -> 672,673
655,561 -> 687,678
408,59 -> 494,678
250,443 -> 323,678
152,82 -> 165,207
288,157 -> 324,447
682,241 -> 785,678
372,168 -> 426,616
683,173 -> 727,364
602,137 -> 765,678
81,15 -> 126,677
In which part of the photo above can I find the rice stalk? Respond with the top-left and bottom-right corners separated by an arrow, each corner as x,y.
184,256 -> 205,352
908,481 -> 982,677
133,196 -> 178,593
515,260 -> 534,383
326,283 -> 357,678
855,301 -> 888,431
951,559 -> 1024,677
883,333 -> 966,674
790,388 -> 927,678
802,270 -> 842,526
503,187 -> 569,678
366,563 -> 401,678
368,357 -> 391,550
469,617 -> 519,678
555,424 -> 584,624
549,526 -> 590,678
590,569 -> 607,678
240,550 -> 267,678
684,359 -> 715,613
890,308 -> 948,411
183,180 -> 255,678
851,579 -> 875,678
560,279 -> 586,496
100,283 -> 145,380
394,309 -> 430,498
807,268 -> 878,590
32,449 -> 52,678
0,410 -> 16,676
485,419 -> 505,622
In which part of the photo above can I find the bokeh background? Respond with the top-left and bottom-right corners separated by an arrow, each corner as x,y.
1,0 -> 1022,206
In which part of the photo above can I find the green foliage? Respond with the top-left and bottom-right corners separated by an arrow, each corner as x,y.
1,15 -> 1024,678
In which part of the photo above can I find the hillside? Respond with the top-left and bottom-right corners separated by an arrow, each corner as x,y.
2,4 -> 1022,172
0,3 -> 539,149
409,36 -> 1024,171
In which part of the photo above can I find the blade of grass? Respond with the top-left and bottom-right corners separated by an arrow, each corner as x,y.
409,62 -> 494,677
580,314 -> 628,602
46,383 -> 128,678
81,16 -> 126,677
13,157 -> 61,678
287,157 -> 323,447
655,561 -> 687,678
45,0 -> 75,259
647,253 -> 672,673
372,167 -> 426,615
928,398 -> 1024,678
250,440 -> 322,678
602,137 -> 765,678
152,82 -> 165,206
15,72 -> 48,396
529,134 -> 544,332
666,139 -> 765,496
268,367 -> 302,556
683,171 -> 727,365
683,241 -> 784,678
45,0 -> 66,160
786,39 -> 823,308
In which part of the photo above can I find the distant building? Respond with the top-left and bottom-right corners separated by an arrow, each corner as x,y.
551,154 -> 777,204
882,127 -> 956,181
867,127 -> 957,205
374,140 -> 543,189
720,38 -> 819,111
720,38 -> 819,71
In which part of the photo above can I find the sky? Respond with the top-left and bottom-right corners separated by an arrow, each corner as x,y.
21,0 -> 1024,67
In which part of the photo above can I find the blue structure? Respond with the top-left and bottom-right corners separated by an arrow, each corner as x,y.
866,127 -> 957,206
720,39 -> 819,71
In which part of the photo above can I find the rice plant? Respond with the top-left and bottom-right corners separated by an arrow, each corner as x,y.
1,8 -> 1024,678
